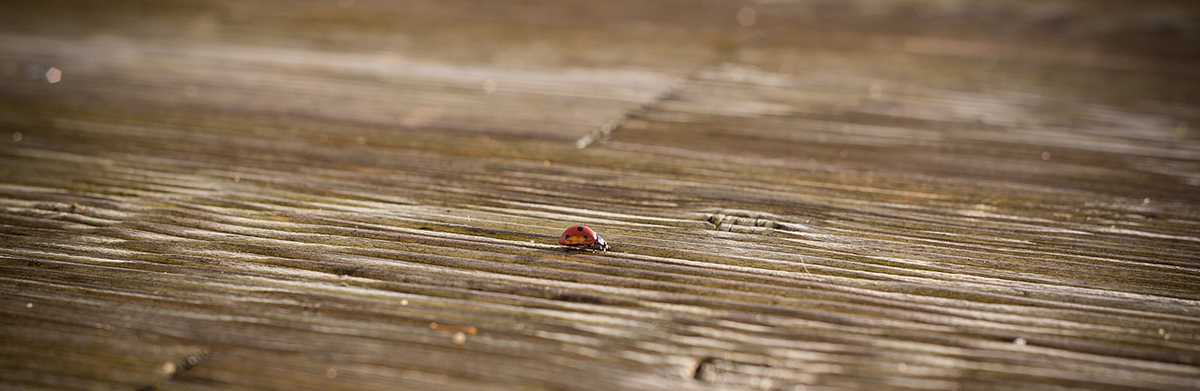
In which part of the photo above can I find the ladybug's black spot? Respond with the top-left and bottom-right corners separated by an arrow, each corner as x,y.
577,226 -> 584,231
583,235 -> 589,240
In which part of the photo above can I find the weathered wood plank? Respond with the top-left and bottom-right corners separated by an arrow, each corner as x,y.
2,0 -> 1200,390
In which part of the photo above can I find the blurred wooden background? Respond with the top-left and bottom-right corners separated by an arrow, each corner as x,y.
2,0 -> 1199,390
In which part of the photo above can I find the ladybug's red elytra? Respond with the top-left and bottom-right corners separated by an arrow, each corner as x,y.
558,225 -> 609,251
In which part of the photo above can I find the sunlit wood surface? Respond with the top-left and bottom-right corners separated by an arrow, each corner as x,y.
2,0 -> 1200,390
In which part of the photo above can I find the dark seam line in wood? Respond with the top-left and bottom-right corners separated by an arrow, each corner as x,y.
575,32 -> 769,149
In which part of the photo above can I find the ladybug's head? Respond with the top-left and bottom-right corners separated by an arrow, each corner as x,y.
559,225 -> 598,245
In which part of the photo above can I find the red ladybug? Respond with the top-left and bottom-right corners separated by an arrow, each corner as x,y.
558,225 -> 609,251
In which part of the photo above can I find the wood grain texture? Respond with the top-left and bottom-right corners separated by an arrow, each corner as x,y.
1,0 -> 1199,390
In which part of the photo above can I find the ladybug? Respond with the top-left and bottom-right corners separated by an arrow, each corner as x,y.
558,225 -> 609,251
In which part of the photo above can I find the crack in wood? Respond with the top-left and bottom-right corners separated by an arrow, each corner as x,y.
551,292 -> 608,304
138,350 -> 212,391
692,356 -> 776,384
706,209 -> 812,233
575,86 -> 679,149
576,32 -> 769,149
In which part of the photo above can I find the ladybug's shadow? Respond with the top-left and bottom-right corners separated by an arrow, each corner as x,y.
557,245 -> 609,254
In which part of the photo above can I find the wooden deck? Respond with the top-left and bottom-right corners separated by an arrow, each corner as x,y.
2,0 -> 1200,390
